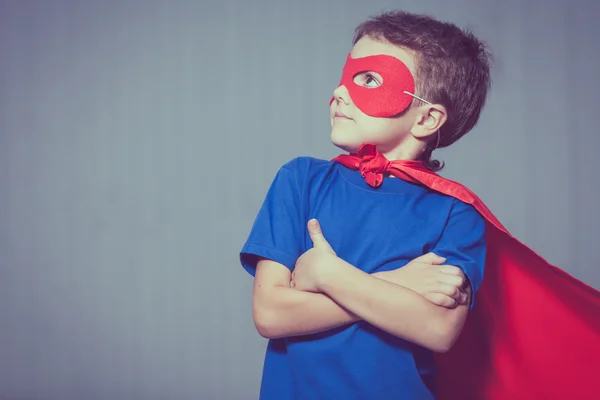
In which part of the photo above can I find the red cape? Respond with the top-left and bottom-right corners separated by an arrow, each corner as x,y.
333,152 -> 600,399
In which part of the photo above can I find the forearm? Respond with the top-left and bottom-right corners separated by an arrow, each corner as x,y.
319,259 -> 466,352
253,286 -> 360,339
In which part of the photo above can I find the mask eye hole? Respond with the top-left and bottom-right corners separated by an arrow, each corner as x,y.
353,71 -> 383,88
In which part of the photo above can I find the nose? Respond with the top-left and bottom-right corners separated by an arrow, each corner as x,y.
332,84 -> 351,105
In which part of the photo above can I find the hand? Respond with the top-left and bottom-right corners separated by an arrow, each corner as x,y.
373,253 -> 468,308
291,219 -> 340,292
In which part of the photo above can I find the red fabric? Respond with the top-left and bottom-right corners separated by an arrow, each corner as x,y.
329,54 -> 415,117
333,144 -> 600,399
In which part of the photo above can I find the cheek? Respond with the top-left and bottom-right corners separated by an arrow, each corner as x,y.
355,116 -> 398,141
354,114 -> 385,132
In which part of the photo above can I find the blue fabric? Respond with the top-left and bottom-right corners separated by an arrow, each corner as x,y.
240,157 -> 487,400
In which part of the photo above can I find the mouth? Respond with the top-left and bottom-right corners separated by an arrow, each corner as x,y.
334,111 -> 352,120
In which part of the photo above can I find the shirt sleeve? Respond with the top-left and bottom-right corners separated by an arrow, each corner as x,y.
431,199 -> 487,308
239,161 -> 306,277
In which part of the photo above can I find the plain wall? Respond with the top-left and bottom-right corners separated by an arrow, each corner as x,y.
1,0 -> 599,399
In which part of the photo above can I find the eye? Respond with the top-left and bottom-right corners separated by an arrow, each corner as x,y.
353,72 -> 382,88
363,73 -> 380,88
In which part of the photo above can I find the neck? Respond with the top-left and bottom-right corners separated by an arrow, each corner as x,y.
377,136 -> 426,162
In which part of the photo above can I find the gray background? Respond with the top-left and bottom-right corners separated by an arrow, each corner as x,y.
1,0 -> 598,399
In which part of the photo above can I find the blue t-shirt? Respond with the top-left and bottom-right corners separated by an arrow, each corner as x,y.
240,157 -> 487,400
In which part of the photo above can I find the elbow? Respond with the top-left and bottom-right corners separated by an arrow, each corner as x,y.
253,301 -> 284,340
430,335 -> 457,354
253,304 -> 273,338
254,314 -> 287,340
425,303 -> 469,353
428,321 -> 462,354
253,312 -> 277,339
395,322 -> 458,353
255,323 -> 274,339
421,331 -> 456,354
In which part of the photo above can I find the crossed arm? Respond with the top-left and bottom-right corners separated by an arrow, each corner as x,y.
253,259 -> 361,338
252,221 -> 473,353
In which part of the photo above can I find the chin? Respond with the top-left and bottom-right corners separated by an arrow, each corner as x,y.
330,129 -> 361,154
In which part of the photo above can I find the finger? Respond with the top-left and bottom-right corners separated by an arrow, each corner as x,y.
425,293 -> 457,309
437,265 -> 465,276
307,219 -> 335,252
433,283 -> 463,300
413,252 -> 446,265
438,274 -> 466,288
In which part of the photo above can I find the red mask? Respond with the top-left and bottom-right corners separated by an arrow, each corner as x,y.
330,53 -> 417,117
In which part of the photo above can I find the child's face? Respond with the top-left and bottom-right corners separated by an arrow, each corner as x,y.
329,36 -> 424,154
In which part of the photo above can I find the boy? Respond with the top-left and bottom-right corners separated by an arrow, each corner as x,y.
240,10 -> 600,400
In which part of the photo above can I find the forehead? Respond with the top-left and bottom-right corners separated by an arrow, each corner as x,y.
350,36 -> 417,76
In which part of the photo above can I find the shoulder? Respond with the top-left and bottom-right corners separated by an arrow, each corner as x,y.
449,197 -> 480,215
280,156 -> 333,174
445,198 -> 487,235
265,157 -> 336,199
276,156 -> 336,185
426,173 -> 486,223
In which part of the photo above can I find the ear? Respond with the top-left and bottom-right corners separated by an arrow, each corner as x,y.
410,104 -> 447,140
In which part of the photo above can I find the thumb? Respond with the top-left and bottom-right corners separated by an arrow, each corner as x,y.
413,252 -> 446,265
308,219 -> 335,253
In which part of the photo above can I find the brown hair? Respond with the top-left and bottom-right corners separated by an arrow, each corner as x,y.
354,11 -> 493,171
